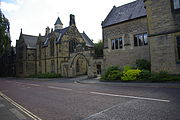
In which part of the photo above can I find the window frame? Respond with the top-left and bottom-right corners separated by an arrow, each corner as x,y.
111,37 -> 123,50
134,33 -> 148,47
172,0 -> 180,11
176,36 -> 180,62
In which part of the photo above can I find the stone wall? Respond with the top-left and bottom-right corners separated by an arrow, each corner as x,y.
145,0 -> 180,74
103,17 -> 150,69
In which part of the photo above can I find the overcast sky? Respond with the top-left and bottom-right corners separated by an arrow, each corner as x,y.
1,0 -> 135,46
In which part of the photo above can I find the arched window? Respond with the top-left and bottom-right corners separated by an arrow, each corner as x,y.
50,40 -> 54,56
76,59 -> 80,72
69,39 -> 77,53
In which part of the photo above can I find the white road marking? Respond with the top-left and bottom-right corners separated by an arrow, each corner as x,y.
90,91 -> 170,102
48,86 -> 72,91
27,84 -> 40,87
15,82 -> 40,87
0,91 -> 42,120
10,108 -> 27,120
83,103 -> 121,120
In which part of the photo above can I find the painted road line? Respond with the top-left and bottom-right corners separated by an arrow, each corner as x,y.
10,108 -> 27,120
26,83 -> 40,87
90,91 -> 170,103
15,82 -> 40,87
0,92 -> 42,120
48,86 -> 72,91
83,103 -> 121,120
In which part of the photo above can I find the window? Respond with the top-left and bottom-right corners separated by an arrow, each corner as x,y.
173,0 -> 180,9
134,33 -> 148,47
69,40 -> 77,53
76,59 -> 80,73
111,37 -> 123,50
177,36 -> 180,60
51,60 -> 55,73
50,40 -> 54,56
112,39 -> 115,50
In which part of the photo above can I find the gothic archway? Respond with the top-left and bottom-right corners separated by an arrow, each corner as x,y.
70,54 -> 88,76
75,56 -> 87,76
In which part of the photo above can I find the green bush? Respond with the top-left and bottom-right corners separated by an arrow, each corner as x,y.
107,70 -> 122,81
149,71 -> 180,82
101,65 -> 180,82
29,73 -> 62,78
101,66 -> 122,81
122,69 -> 141,81
123,66 -> 132,72
136,59 -> 151,70
139,70 -> 151,81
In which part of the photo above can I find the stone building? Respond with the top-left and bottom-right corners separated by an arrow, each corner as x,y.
102,0 -> 149,68
16,14 -> 103,77
16,31 -> 37,77
102,0 -> 180,74
145,0 -> 180,74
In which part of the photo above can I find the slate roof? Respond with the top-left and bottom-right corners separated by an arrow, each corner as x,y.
22,34 -> 38,49
54,17 -> 63,25
43,27 -> 69,46
102,0 -> 146,28
81,32 -> 94,47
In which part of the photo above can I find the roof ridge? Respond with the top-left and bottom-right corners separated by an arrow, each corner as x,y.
22,34 -> 38,37
102,0 -> 146,28
116,0 -> 137,9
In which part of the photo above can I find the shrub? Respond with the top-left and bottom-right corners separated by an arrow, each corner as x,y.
123,66 -> 132,72
101,66 -> 122,81
106,70 -> 122,81
136,59 -> 151,70
139,70 -> 151,81
122,69 -> 141,81
149,71 -> 170,82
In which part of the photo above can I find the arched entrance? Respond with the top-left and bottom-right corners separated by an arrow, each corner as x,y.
70,54 -> 89,76
96,64 -> 102,75
75,56 -> 87,76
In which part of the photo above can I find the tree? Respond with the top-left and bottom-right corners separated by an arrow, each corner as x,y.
94,40 -> 103,57
0,10 -> 10,54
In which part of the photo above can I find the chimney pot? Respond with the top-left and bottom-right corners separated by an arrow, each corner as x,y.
69,14 -> 76,26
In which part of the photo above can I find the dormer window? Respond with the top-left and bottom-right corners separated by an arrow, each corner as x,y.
173,0 -> 180,10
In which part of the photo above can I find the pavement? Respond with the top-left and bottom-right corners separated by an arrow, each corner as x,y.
76,76 -> 180,88
0,92 -> 33,120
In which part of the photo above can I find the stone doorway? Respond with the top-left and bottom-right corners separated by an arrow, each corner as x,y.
96,64 -> 102,75
75,56 -> 87,76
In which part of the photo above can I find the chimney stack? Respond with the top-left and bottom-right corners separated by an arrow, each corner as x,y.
69,14 -> 75,26
45,26 -> 50,35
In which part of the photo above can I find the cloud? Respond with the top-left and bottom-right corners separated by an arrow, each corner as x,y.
1,2 -> 19,12
1,0 -> 24,12
2,0 -> 136,46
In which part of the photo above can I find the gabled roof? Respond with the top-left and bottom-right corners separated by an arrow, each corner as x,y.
102,0 -> 146,28
21,34 -> 38,49
43,27 -> 69,46
81,32 -> 94,47
54,17 -> 63,25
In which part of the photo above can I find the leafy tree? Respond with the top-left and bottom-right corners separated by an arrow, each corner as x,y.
0,10 -> 10,54
94,40 -> 103,57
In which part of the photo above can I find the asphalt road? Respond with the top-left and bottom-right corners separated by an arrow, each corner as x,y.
0,77 -> 180,120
